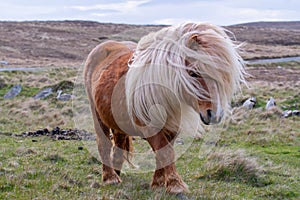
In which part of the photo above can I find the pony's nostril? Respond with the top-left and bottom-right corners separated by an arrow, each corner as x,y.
200,110 -> 221,125
200,112 -> 210,125
207,109 -> 212,118
206,109 -> 221,124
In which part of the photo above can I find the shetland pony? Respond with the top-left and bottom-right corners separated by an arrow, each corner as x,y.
84,22 -> 245,194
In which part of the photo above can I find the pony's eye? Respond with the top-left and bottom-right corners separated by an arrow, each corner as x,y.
188,71 -> 198,78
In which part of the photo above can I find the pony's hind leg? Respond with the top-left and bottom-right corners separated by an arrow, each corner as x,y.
92,110 -> 121,185
112,131 -> 132,175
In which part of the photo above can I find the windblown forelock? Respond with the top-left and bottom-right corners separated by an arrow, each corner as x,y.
125,22 -> 246,132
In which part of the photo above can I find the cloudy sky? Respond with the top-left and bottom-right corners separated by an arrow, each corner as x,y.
0,0 -> 299,25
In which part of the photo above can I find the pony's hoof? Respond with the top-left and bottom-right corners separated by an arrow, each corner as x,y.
166,180 -> 190,194
151,177 -> 166,189
103,174 -> 122,185
151,182 -> 165,190
176,193 -> 190,200
103,177 -> 122,185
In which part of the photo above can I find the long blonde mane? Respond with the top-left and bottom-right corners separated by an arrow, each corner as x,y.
125,22 -> 246,133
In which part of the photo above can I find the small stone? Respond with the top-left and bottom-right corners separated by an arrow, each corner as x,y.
35,129 -> 44,135
4,85 -> 22,99
242,97 -> 256,109
292,110 -> 300,116
266,97 -> 276,110
175,138 -> 184,145
33,88 -> 52,99
176,193 -> 190,200
282,110 -> 292,118
78,146 -> 83,150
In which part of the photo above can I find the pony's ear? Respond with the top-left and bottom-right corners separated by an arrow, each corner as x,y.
190,34 -> 201,43
188,34 -> 206,50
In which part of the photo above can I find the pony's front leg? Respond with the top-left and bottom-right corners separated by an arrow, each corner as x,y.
164,163 -> 189,194
146,132 -> 189,194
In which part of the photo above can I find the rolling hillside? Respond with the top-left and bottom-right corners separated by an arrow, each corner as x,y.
0,20 -> 299,67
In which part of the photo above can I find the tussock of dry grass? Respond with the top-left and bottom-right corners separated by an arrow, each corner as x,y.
0,69 -> 78,133
15,146 -> 37,156
44,153 -> 66,163
0,97 -> 73,132
200,149 -> 268,186
258,106 -> 284,119
231,106 -> 284,124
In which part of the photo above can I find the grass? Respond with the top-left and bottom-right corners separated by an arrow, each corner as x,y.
0,63 -> 299,199
0,131 -> 298,200
0,67 -> 77,133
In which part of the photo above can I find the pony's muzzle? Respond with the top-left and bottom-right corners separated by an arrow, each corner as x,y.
200,109 -> 223,125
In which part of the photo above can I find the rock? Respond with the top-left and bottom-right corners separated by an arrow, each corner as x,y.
266,97 -> 276,110
0,61 -> 9,65
242,97 -> 256,109
4,84 -> 22,98
176,193 -> 190,200
51,127 -> 61,135
78,146 -> 84,150
34,88 -> 52,99
283,110 -> 300,118
56,90 -> 73,101
282,110 -> 292,118
175,138 -> 184,145
292,110 -> 300,116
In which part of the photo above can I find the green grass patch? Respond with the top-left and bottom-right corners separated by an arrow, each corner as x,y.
0,64 -> 299,199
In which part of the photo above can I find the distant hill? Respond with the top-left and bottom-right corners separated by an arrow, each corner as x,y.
226,21 -> 300,46
232,21 -> 300,30
0,20 -> 299,66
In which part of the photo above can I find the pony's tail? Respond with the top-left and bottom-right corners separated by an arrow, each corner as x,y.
124,136 -> 134,167
113,133 -> 135,174
122,136 -> 136,170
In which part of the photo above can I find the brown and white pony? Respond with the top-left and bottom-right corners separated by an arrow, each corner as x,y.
84,22 -> 245,194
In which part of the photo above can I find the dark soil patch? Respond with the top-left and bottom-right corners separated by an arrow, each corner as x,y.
14,127 -> 95,141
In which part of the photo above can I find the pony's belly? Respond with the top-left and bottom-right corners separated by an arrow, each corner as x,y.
93,52 -> 144,136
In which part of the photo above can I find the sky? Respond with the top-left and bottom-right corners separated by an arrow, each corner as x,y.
0,0 -> 299,26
